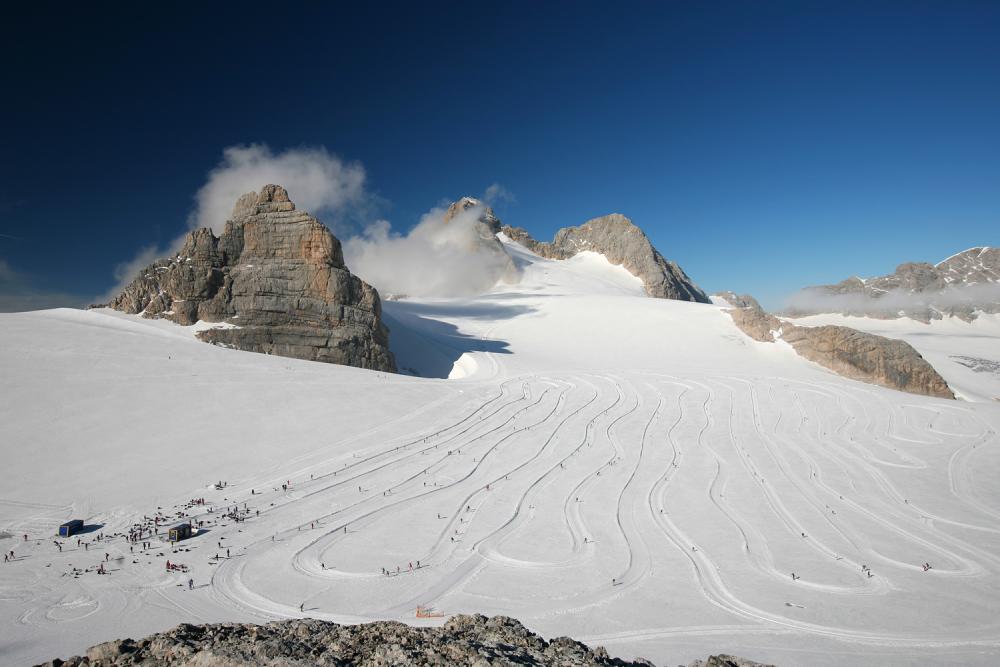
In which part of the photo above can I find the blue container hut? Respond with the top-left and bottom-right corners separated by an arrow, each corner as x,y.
58,520 -> 84,537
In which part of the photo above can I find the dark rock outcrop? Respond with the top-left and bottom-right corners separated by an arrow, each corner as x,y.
502,215 -> 709,302
38,614 -> 673,666
785,247 -> 999,322
107,185 -> 396,372
725,298 -> 954,399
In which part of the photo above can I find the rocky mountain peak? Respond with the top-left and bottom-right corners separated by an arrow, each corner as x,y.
444,196 -> 502,234
502,214 -> 709,303
231,183 -> 296,219
105,184 -> 395,371
786,246 -> 999,322
936,246 -> 999,284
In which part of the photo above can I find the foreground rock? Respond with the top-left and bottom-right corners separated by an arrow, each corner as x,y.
785,246 -> 999,322
721,293 -> 954,399
106,185 -> 395,372
37,614 -> 774,666
503,216 -> 709,302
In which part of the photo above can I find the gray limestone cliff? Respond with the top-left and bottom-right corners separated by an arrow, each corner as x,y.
725,297 -> 954,399
785,247 -> 999,322
502,215 -> 709,302
106,185 -> 396,372
38,614 -> 773,667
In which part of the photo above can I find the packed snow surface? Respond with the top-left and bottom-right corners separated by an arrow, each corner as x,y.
2,239 -> 1000,666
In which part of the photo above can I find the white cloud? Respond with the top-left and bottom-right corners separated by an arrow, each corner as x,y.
483,183 -> 514,205
190,144 -> 367,234
344,202 -> 518,298
784,282 -> 1000,315
104,144 -> 516,303
102,144 -> 370,302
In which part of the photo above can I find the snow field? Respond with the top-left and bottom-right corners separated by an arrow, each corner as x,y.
2,241 -> 1000,666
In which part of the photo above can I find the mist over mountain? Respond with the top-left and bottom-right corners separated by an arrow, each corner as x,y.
784,247 -> 1000,322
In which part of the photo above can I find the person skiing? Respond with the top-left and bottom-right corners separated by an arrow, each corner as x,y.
188,578 -> 194,590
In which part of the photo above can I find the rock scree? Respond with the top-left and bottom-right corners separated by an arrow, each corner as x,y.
34,614 -> 775,667
105,184 -> 396,372
502,215 -> 709,303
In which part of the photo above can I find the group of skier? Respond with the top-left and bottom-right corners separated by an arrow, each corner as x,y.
381,560 -> 421,576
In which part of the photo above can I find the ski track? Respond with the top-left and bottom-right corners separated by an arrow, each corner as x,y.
6,373 -> 1000,663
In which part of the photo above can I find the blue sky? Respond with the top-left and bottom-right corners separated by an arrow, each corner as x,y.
1,2 -> 998,310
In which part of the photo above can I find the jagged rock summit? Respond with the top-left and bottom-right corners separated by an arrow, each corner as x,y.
445,196 -> 502,235
503,214 -> 709,302
718,293 -> 954,399
442,197 -> 520,285
107,184 -> 396,372
786,246 -> 999,322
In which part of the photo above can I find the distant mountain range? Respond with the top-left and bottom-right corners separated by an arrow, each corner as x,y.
785,247 -> 999,321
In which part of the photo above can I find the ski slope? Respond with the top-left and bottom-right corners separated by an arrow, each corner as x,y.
2,240 -> 1000,666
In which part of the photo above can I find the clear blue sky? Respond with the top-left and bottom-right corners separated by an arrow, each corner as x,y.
1,1 -> 998,309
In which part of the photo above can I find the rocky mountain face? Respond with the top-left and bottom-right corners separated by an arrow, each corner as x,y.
502,215 -> 709,302
443,197 -> 519,284
106,185 -> 396,372
445,196 -> 502,235
722,294 -> 954,399
785,247 -> 999,322
39,614 -> 772,667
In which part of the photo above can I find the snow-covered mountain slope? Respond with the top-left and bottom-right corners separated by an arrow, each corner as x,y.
2,240 -> 1000,667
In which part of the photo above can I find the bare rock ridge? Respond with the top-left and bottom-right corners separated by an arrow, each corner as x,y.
719,293 -> 954,399
785,246 -> 999,322
502,215 -> 709,302
106,185 -> 396,372
37,614 -> 774,667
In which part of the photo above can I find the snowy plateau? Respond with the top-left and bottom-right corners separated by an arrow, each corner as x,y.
2,238 -> 1000,666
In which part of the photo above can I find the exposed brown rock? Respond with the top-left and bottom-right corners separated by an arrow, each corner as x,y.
725,299 -> 954,399
106,185 -> 395,372
782,325 -> 954,398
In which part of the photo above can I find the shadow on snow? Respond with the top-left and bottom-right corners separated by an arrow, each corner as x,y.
383,301 -> 531,379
